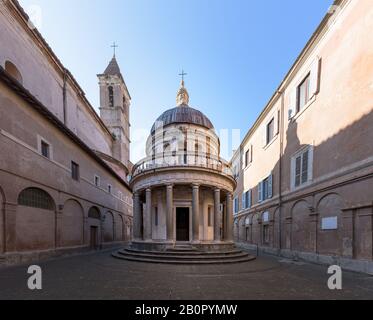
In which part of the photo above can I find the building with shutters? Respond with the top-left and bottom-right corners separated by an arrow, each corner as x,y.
232,0 -> 373,273
0,0 -> 133,265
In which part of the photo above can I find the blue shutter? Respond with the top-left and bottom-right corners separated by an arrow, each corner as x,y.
248,190 -> 252,208
258,182 -> 263,203
242,194 -> 246,210
268,174 -> 273,199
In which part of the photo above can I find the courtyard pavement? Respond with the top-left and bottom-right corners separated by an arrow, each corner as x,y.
0,250 -> 373,300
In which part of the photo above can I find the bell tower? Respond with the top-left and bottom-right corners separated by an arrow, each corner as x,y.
97,53 -> 131,168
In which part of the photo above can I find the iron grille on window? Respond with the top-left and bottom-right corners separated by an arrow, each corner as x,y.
18,188 -> 55,210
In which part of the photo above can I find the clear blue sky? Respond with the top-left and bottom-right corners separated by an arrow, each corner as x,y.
19,0 -> 332,162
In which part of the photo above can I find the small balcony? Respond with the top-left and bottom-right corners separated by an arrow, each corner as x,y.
132,152 -> 233,178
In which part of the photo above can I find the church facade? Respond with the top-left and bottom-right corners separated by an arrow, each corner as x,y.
0,0 -> 133,265
232,0 -> 373,273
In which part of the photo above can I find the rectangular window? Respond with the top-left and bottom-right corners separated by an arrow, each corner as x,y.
259,174 -> 273,202
71,161 -> 80,181
234,197 -> 239,214
242,191 -> 251,209
208,207 -> 213,227
94,175 -> 100,187
266,118 -> 274,145
293,148 -> 312,188
108,184 -> 112,194
41,141 -> 50,159
245,149 -> 250,167
155,207 -> 159,226
297,73 -> 310,112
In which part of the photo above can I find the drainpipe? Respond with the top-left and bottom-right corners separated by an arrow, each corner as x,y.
278,90 -> 285,252
63,68 -> 67,125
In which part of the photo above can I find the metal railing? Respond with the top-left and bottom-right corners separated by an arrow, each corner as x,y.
132,152 -> 233,178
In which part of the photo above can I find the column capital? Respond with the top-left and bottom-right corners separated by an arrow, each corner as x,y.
192,183 -> 200,189
166,184 -> 174,189
146,188 -> 152,193
214,188 -> 221,193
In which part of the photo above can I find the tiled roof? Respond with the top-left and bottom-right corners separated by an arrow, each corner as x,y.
104,56 -> 122,76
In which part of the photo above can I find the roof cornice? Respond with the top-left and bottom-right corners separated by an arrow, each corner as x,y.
233,0 -> 348,159
0,66 -> 132,192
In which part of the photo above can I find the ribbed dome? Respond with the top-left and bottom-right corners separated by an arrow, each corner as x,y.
151,104 -> 214,134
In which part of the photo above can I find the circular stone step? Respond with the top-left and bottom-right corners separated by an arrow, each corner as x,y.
112,248 -> 256,265
124,248 -> 245,256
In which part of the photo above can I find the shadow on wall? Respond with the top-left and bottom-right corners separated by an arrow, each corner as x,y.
236,108 -> 373,260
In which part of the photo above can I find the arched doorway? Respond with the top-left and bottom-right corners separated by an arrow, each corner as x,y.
115,214 -> 124,242
88,206 -> 101,250
17,187 -> 56,251
103,211 -> 114,242
291,200 -> 310,252
59,199 -> 84,247
317,193 -> 343,256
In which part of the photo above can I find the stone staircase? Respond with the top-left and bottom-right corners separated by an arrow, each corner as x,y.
112,245 -> 255,265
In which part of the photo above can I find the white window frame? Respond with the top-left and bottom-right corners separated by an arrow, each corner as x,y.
291,146 -> 314,190
258,174 -> 273,203
288,57 -> 321,120
37,135 -> 53,160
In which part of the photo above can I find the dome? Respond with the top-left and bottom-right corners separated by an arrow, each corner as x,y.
151,105 -> 214,133
151,80 -> 214,133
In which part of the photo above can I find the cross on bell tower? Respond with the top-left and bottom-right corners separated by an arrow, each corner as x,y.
111,42 -> 118,57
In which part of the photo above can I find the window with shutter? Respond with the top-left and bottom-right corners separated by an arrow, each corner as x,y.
245,149 -> 250,167
268,174 -> 273,199
245,190 -> 252,209
295,156 -> 302,187
266,118 -> 275,145
258,182 -> 263,203
302,150 -> 309,184
293,147 -> 312,188
297,73 -> 310,112
309,57 -> 321,97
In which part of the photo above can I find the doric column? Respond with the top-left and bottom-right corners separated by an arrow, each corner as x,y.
133,192 -> 141,240
214,188 -> 221,241
145,188 -> 152,241
225,193 -> 234,242
166,184 -> 174,241
192,184 -> 200,242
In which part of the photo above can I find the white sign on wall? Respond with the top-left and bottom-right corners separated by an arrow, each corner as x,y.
322,217 -> 338,230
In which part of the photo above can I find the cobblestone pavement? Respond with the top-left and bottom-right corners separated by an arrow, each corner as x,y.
0,250 -> 373,300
